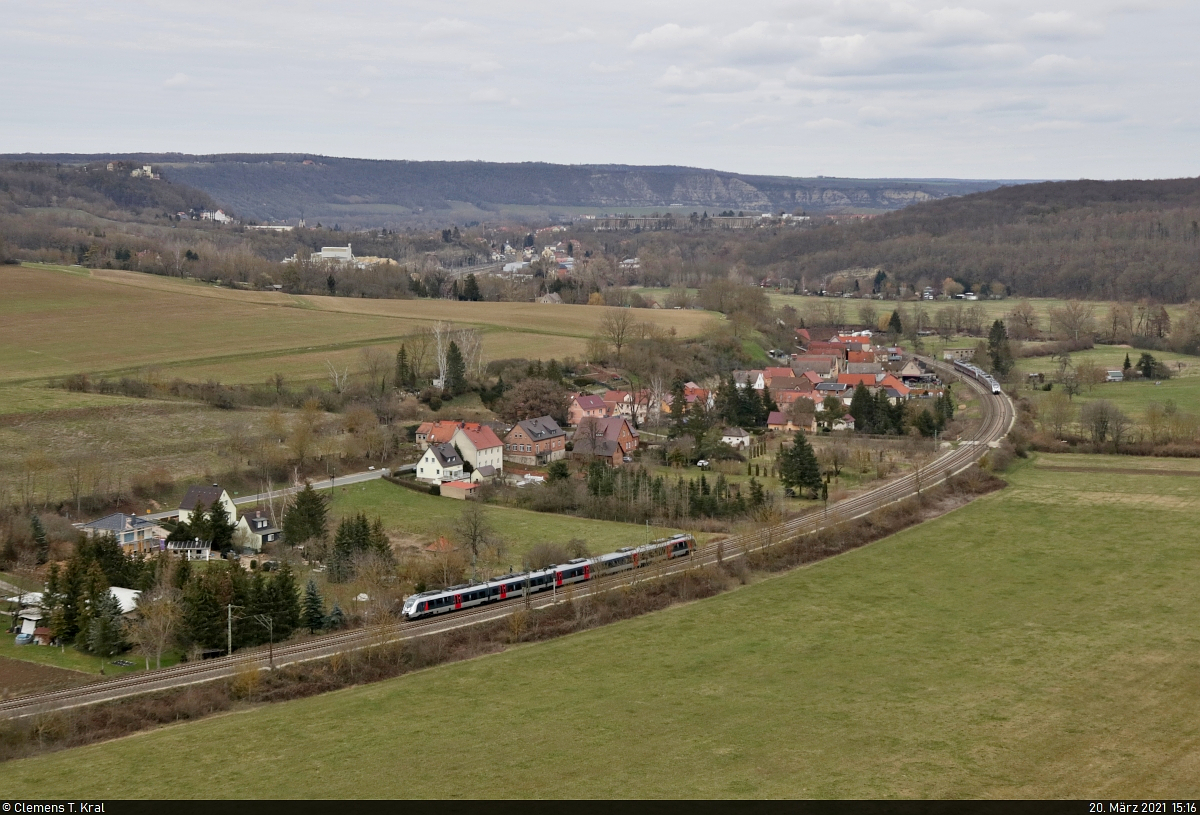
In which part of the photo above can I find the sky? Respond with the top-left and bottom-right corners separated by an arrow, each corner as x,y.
2,1 -> 1197,180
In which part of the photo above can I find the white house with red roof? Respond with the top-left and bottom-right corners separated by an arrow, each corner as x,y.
451,424 -> 504,475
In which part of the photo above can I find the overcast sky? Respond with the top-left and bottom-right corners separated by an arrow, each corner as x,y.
3,1 -> 1197,180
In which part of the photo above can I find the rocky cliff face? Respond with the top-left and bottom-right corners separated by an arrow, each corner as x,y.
2,153 -> 1005,225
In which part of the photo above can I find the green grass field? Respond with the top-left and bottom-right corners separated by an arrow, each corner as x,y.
0,264 -> 712,387
1019,366 -> 1200,424
9,454 -> 1199,797
330,479 -> 697,568
0,638 -> 177,677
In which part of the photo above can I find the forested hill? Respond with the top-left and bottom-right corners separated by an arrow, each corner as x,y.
770,176 -> 1200,303
0,153 -> 1005,227
0,161 -> 220,218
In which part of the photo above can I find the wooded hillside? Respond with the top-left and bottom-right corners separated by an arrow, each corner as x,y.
605,177 -> 1200,303
762,177 -> 1200,302
0,153 -> 1005,227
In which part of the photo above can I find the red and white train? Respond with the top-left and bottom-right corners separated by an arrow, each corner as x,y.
401,533 -> 697,620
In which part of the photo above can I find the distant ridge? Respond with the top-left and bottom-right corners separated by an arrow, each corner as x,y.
1,153 -> 1013,227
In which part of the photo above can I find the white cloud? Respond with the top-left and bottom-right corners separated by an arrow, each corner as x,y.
0,0 -> 1196,180
1023,11 -> 1104,40
469,87 -> 514,105
804,117 -> 849,129
420,18 -> 480,39
548,28 -> 599,44
1030,53 -> 1094,77
589,61 -> 633,74
857,105 -> 894,125
630,24 -> 712,52
655,65 -> 760,94
730,114 -> 785,129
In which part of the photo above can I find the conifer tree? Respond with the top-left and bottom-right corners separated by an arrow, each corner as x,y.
849,382 -> 874,432
395,345 -> 410,390
282,483 -> 328,547
369,518 -> 394,564
888,310 -> 903,335
325,602 -> 346,630
182,571 -> 223,650
30,514 -> 49,565
668,380 -> 687,438
461,273 -> 481,302
270,561 -> 301,639
445,341 -> 467,395
207,502 -> 236,552
303,579 -> 325,634
85,588 -> 125,657
987,319 -> 1014,376
780,433 -> 822,497
188,500 -> 211,545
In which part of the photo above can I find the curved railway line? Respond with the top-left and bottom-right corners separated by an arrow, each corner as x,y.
0,357 -> 1014,720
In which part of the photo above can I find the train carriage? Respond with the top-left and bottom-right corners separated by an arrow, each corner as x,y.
401,534 -> 697,620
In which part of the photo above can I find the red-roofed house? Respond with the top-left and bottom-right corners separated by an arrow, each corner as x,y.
416,420 -> 481,450
847,350 -> 875,364
837,373 -> 883,389
568,393 -> 608,426
793,355 -> 841,377
807,341 -> 847,358
795,327 -> 811,344
451,424 -> 505,474
767,410 -> 815,433
763,367 -> 795,387
603,390 -> 651,424
879,375 -> 911,403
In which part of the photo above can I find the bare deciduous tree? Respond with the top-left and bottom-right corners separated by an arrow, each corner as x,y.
407,328 -> 431,385
325,360 -> 349,393
599,308 -> 633,361
125,575 -> 181,670
432,321 -> 452,387
1050,301 -> 1096,342
454,327 -> 485,378
454,501 -> 494,581
360,347 -> 391,394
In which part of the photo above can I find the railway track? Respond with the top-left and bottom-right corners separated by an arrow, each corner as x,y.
0,357 -> 1013,720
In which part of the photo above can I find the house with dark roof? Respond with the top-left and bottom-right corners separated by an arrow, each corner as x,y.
573,415 -> 638,462
236,510 -> 281,552
721,427 -> 751,449
504,416 -> 566,466
567,393 -> 608,426
77,513 -> 167,557
417,442 -> 465,484
178,484 -> 237,526
792,355 -> 841,377
732,370 -> 766,391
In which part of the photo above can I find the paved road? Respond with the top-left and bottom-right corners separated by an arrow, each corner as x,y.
143,469 -> 388,521
0,364 -> 1013,719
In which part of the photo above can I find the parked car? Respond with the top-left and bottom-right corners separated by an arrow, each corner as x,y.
14,633 -> 33,645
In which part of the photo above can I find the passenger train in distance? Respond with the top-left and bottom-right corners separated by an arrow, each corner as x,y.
401,533 -> 697,620
952,359 -> 1003,395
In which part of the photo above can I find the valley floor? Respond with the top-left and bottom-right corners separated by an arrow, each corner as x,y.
5,453 -> 1199,797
